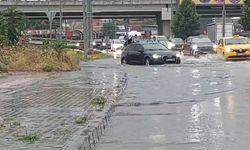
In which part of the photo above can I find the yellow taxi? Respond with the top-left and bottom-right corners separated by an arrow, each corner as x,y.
216,35 -> 250,60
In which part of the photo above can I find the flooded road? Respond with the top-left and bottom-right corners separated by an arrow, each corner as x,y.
95,56 -> 250,150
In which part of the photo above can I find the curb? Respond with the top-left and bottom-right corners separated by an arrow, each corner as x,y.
63,74 -> 127,150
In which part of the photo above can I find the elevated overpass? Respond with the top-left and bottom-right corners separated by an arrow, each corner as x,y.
0,0 -> 243,37
0,0 -> 174,37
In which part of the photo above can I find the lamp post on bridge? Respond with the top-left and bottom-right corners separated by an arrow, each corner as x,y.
222,0 -> 226,37
47,0 -> 56,39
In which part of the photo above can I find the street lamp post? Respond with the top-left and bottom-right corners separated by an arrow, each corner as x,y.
83,0 -> 92,61
222,0 -> 226,37
170,0 -> 173,39
48,0 -> 52,39
59,0 -> 63,39
83,0 -> 88,61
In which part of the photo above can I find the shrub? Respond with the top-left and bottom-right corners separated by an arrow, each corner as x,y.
0,63 -> 8,73
42,62 -> 57,72
1,44 -> 80,72
49,40 -> 67,55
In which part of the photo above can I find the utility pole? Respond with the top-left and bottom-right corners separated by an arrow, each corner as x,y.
83,0 -> 88,61
83,0 -> 93,61
170,0 -> 173,39
222,0 -> 226,37
87,0 -> 93,49
59,0 -> 63,39
46,0 -> 56,39
125,18 -> 129,36
48,0 -> 52,39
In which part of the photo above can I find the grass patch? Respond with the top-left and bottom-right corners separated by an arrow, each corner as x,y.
54,128 -> 72,136
12,121 -> 21,126
87,51 -> 112,61
14,133 -> 39,143
75,116 -> 88,125
91,96 -> 107,110
0,44 -> 81,72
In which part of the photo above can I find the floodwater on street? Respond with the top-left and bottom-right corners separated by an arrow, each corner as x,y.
95,55 -> 250,150
0,61 -> 126,150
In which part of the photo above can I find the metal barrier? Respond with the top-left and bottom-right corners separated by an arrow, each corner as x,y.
0,0 -> 172,5
28,37 -> 84,50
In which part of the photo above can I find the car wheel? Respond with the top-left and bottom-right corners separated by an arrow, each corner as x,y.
145,57 -> 151,66
176,58 -> 181,64
121,57 -> 127,65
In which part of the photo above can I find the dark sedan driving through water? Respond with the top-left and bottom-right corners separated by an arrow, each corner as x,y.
121,42 -> 181,65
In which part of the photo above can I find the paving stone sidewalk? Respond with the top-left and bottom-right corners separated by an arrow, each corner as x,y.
0,59 -> 126,150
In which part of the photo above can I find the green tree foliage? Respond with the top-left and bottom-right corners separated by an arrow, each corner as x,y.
171,0 -> 200,39
0,7 -> 26,45
26,20 -> 49,30
241,0 -> 250,31
102,23 -> 116,39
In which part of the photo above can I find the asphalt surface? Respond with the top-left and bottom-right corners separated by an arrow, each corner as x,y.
96,55 -> 250,150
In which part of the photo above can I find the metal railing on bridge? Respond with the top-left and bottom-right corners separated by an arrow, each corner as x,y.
0,0 -> 172,5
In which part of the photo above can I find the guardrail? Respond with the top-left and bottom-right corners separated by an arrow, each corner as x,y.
28,37 -> 84,49
0,0 -> 172,5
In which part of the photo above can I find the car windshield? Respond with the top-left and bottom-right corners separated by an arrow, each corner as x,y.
113,40 -> 123,44
143,43 -> 168,51
94,39 -> 102,43
157,37 -> 167,41
225,38 -> 249,45
172,38 -> 183,43
192,37 -> 211,43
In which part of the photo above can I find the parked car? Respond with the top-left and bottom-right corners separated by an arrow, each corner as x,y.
184,36 -> 216,56
168,38 -> 184,51
216,35 -> 250,60
121,42 -> 181,65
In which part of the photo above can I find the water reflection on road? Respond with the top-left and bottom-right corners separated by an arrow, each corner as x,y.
96,55 -> 250,150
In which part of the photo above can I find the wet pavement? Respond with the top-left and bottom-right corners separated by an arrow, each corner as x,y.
0,60 -> 126,150
96,55 -> 250,150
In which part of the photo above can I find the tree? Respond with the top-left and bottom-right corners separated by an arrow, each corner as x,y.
241,0 -> 250,31
102,23 -> 116,39
26,20 -> 49,30
0,7 -> 26,45
171,0 -> 200,39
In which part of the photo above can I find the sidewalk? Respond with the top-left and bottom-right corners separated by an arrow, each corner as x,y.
0,59 -> 126,150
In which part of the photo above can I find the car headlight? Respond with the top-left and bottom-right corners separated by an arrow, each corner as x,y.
192,44 -> 198,50
152,54 -> 161,59
102,43 -> 106,46
213,44 -> 217,49
168,43 -> 175,49
92,42 -> 96,46
113,45 -> 118,49
176,53 -> 181,57
225,48 -> 232,52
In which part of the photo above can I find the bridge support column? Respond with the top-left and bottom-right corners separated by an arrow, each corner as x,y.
157,7 -> 172,38
157,20 -> 171,38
